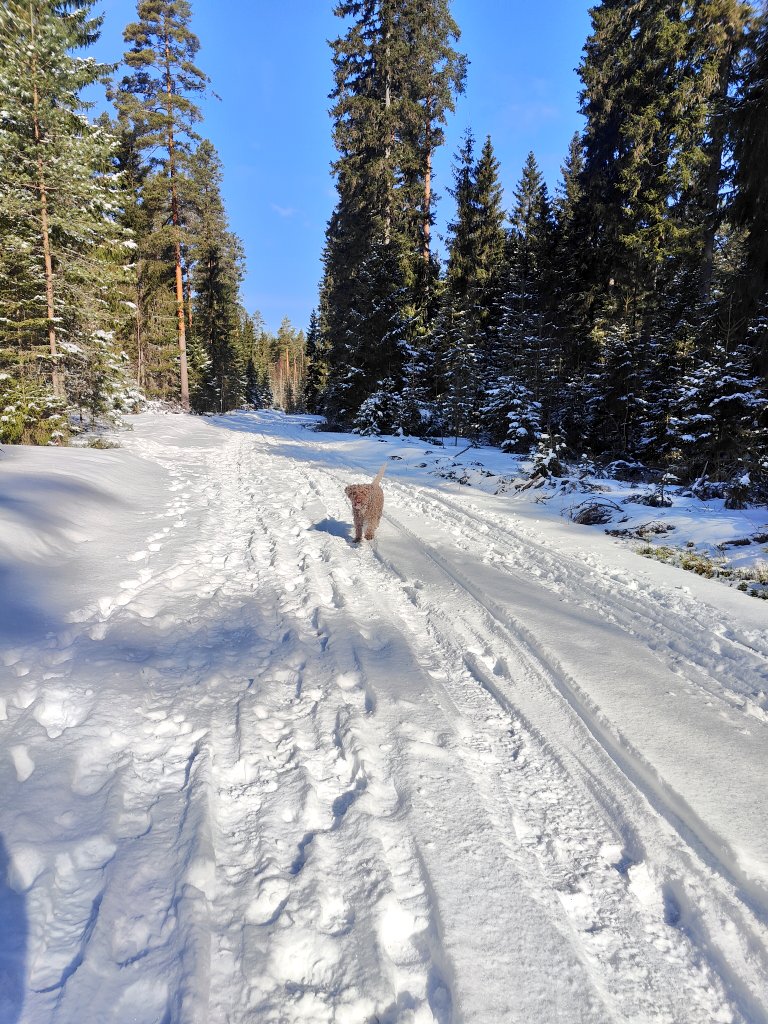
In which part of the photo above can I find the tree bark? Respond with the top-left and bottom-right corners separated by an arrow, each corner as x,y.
30,6 -> 63,398
135,275 -> 145,388
384,14 -> 392,246
423,120 -> 433,263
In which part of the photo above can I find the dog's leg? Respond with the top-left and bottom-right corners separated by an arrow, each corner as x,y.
353,511 -> 363,543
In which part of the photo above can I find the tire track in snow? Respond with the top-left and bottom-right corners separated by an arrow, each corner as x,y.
380,480 -> 768,1024
395,482 -> 768,711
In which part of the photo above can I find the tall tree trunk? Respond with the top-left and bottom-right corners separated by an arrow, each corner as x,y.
384,15 -> 392,246
423,101 -> 434,263
30,8 -> 63,398
184,261 -> 193,333
172,231 -> 190,410
164,31 -> 190,411
135,274 -> 145,388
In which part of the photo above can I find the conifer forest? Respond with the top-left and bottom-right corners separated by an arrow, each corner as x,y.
1,0 -> 767,505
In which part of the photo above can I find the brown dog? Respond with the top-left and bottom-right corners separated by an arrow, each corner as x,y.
345,464 -> 387,542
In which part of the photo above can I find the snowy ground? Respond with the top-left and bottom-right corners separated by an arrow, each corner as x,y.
1,409 -> 767,1024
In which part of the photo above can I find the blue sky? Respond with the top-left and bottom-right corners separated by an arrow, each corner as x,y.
90,1 -> 593,334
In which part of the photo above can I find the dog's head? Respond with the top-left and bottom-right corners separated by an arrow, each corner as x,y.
345,484 -> 368,511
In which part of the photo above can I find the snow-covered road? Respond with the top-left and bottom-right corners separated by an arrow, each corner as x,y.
1,410 -> 767,1023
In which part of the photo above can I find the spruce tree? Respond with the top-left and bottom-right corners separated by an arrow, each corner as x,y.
322,242 -> 410,427
444,133 -> 506,324
303,310 -> 330,414
433,133 -> 506,441
321,0 -> 408,425
551,133 -> 594,375
731,4 -> 768,372
504,152 -> 554,387
482,152 -> 552,450
187,140 -> 245,413
578,0 -> 689,327
689,1 -> 752,311
668,341 -> 767,486
571,0 -> 758,468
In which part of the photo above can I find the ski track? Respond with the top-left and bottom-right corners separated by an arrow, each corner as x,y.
1,413 -> 767,1023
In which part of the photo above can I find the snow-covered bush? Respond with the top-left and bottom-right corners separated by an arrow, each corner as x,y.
530,431 -> 567,478
352,378 -> 400,435
481,375 -> 542,452
0,373 -> 68,445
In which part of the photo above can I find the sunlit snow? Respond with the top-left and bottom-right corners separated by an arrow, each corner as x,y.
1,409 -> 767,1023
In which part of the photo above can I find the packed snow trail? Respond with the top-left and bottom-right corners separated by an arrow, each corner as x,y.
1,411 -> 767,1024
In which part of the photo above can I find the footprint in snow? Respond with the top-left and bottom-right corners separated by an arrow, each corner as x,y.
9,745 -> 35,782
11,684 -> 37,710
246,876 -> 291,926
31,688 -> 93,739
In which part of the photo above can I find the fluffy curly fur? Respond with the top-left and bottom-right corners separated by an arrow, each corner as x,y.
345,464 -> 387,542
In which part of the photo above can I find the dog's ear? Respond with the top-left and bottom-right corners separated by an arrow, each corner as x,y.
344,485 -> 353,497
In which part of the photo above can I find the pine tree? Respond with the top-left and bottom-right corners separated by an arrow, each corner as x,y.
270,317 -> 307,413
116,0 -> 209,411
238,310 -> 274,409
394,0 -> 466,305
0,0 -> 125,423
106,103 -> 153,391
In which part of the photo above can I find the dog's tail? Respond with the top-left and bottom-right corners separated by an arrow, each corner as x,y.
371,463 -> 387,487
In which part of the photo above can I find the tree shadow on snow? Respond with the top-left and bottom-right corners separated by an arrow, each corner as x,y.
0,836 -> 27,1023
0,564 -> 57,644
